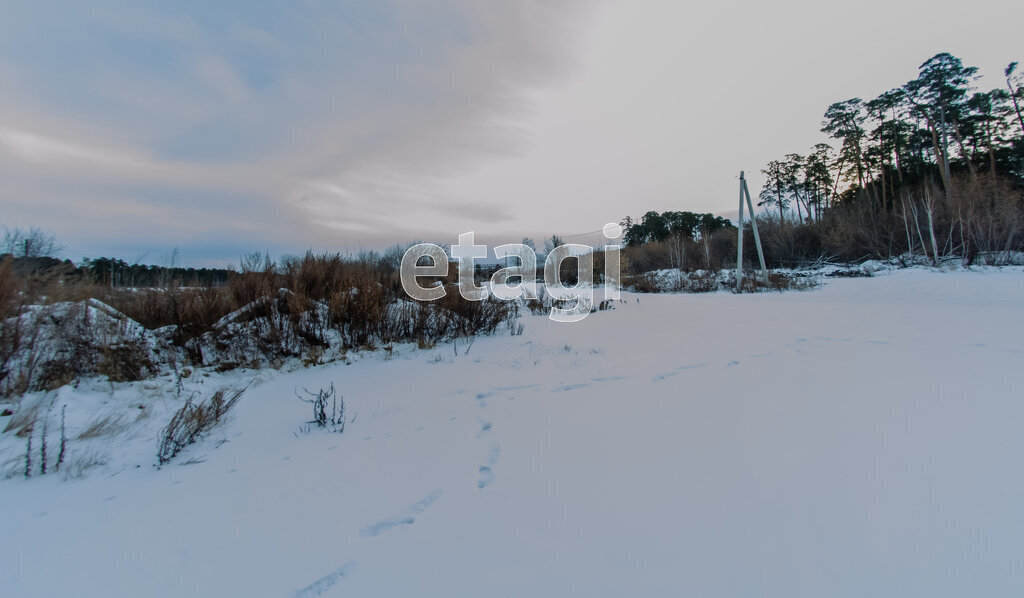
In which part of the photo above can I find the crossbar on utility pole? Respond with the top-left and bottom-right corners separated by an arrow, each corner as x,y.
735,171 -> 768,292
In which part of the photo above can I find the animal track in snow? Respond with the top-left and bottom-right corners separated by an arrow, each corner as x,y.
552,383 -> 589,393
477,466 -> 495,489
592,375 -> 629,382
359,490 -> 442,538
477,444 -> 501,490
492,384 -> 540,392
290,562 -> 356,598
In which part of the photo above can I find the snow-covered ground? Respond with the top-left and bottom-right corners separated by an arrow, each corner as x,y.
2,267 -> 1023,597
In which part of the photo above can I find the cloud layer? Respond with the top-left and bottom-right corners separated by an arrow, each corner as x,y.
4,0 -> 1023,266
0,1 -> 592,264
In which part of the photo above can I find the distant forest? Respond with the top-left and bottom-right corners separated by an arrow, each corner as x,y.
1,255 -> 233,288
621,53 -> 1024,270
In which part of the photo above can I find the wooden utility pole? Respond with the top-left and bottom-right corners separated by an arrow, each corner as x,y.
735,171 -> 768,292
736,173 -> 745,289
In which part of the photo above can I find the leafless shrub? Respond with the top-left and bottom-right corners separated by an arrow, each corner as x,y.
105,286 -> 234,345
24,426 -> 32,478
39,404 -> 49,475
625,271 -> 679,293
157,388 -> 245,465
951,173 -> 1024,264
297,382 -> 344,433
524,297 -> 549,315
623,272 -> 664,293
302,345 -> 325,367
327,273 -> 390,348
15,398 -> 66,477
56,405 -> 66,472
281,251 -> 350,303
623,241 -> 672,274
1,226 -> 63,259
736,272 -> 821,293
687,271 -> 719,293
97,340 -> 156,383
0,257 -> 28,393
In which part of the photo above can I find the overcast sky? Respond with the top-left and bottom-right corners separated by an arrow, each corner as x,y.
2,0 -> 1022,266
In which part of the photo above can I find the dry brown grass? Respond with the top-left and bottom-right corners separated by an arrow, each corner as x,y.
0,257 -> 17,320
2,401 -> 38,437
103,287 -> 234,343
77,414 -> 128,440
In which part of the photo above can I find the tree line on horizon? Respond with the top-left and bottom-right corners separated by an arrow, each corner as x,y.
759,52 -> 1023,222
620,52 -> 1024,270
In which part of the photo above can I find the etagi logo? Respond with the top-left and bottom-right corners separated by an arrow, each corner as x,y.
401,223 -> 623,323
